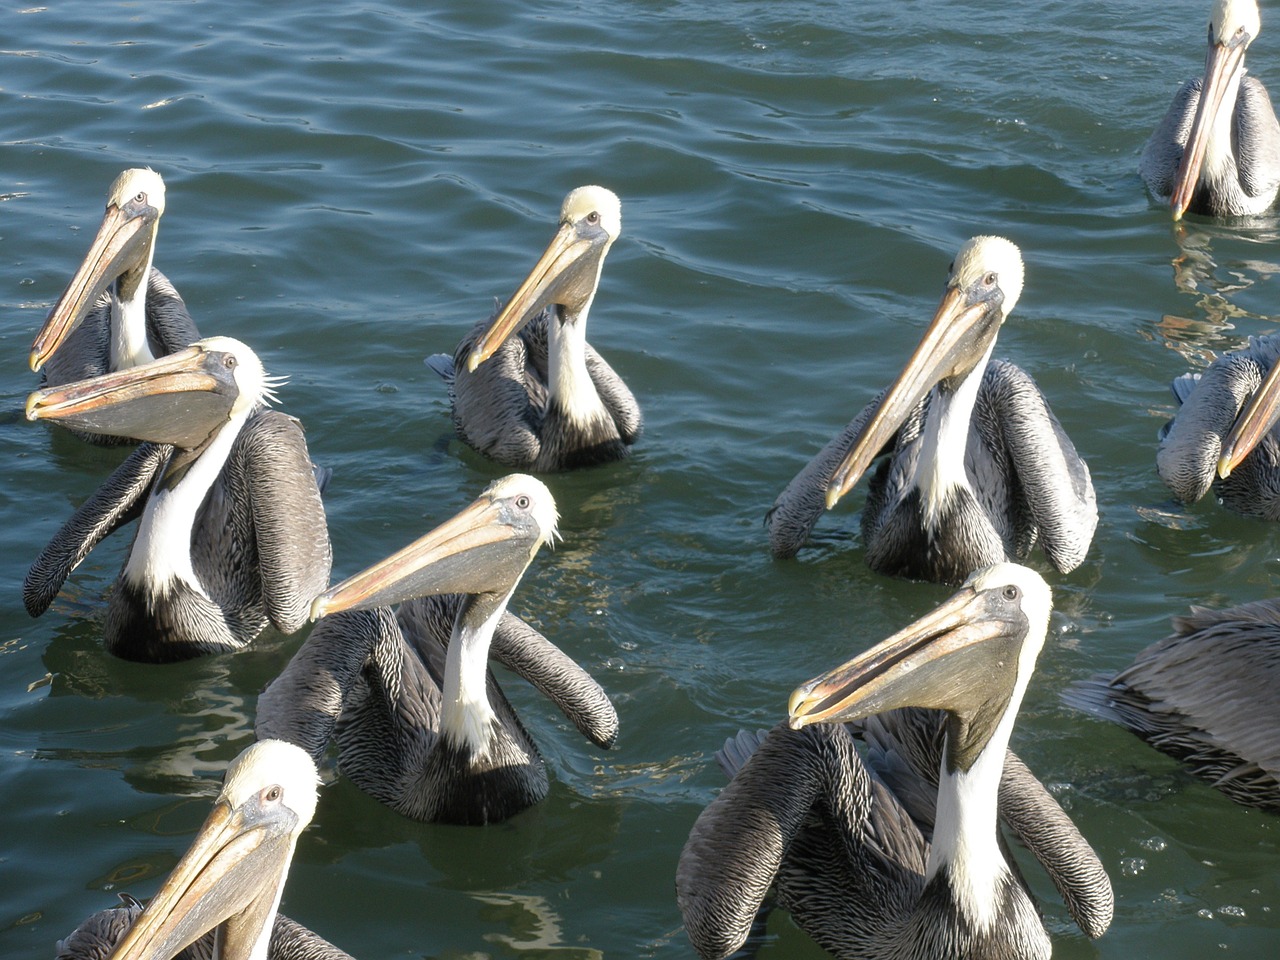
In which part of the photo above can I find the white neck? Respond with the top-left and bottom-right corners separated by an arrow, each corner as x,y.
440,590 -> 513,758
108,242 -> 157,370
546,300 -> 608,425
123,408 -> 251,597
914,344 -> 994,528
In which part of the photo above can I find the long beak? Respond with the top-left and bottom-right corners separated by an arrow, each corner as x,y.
105,796 -> 298,960
30,201 -> 157,372
311,494 -> 540,619
824,286 -> 1001,509
25,343 -> 237,447
1218,360 -> 1280,478
1170,37 -> 1249,220
465,220 -> 605,372
788,583 -> 1020,729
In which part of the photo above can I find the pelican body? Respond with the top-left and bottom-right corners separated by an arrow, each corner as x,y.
31,169 -> 200,443
24,338 -> 331,662
767,236 -> 1096,585
678,564 -> 1112,960
1141,0 -> 1280,219
1065,598 -> 1280,810
1157,334 -> 1280,518
427,186 -> 642,472
257,475 -> 618,825
58,740 -> 354,960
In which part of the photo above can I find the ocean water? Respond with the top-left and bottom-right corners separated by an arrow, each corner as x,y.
2,0 -> 1279,957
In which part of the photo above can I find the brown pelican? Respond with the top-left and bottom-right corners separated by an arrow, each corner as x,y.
1140,0 -> 1280,219
426,186 -> 642,471
677,564 -> 1113,960
24,337 -> 332,662
1157,334 -> 1280,517
1065,597 -> 1280,810
767,236 -> 1096,585
57,740 -> 354,960
30,169 -> 200,444
256,474 -> 618,825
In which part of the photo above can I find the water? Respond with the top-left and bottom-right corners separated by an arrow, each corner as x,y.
2,0 -> 1279,956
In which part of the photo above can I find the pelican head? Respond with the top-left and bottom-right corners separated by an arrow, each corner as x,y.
104,740 -> 319,960
310,474 -> 558,619
824,235 -> 1025,510
465,186 -> 622,373
30,168 -> 168,372
1170,0 -> 1260,220
25,336 -> 276,449
789,562 -> 1050,772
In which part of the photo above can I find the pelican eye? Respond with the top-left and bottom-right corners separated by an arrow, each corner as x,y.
223,354 -> 237,370
134,192 -> 146,204
983,271 -> 997,286
1001,584 -> 1020,602
263,785 -> 282,803
585,211 -> 600,225
515,495 -> 531,510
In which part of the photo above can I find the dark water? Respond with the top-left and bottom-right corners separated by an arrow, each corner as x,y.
2,0 -> 1280,957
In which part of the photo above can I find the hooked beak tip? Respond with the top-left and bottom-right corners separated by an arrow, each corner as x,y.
466,351 -> 482,374
28,350 -> 43,373
309,596 -> 330,622
824,487 -> 841,511
24,393 -> 42,421
1217,455 -> 1235,480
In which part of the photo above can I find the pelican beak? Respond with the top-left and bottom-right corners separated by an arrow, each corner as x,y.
1218,359 -> 1280,478
824,285 -> 1002,509
24,343 -> 238,447
29,198 -> 159,372
1170,32 -> 1250,220
105,792 -> 299,960
788,579 -> 1025,730
311,492 -> 543,620
465,218 -> 609,372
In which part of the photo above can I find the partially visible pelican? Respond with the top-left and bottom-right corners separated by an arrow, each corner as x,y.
1140,0 -> 1280,219
256,474 -> 618,825
678,564 -> 1112,960
426,186 -> 642,471
1157,334 -> 1280,518
31,169 -> 200,443
767,236 -> 1096,585
57,740 -> 354,960
1065,598 -> 1280,810
24,337 -> 331,662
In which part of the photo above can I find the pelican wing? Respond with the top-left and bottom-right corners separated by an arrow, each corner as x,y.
143,267 -> 201,356
234,411 -> 332,635
1235,76 -> 1280,201
448,310 -> 546,467
256,608 -> 400,764
975,360 -> 1096,574
585,344 -> 642,443
765,386 -> 893,558
488,611 -> 619,748
24,442 -> 171,617
1139,76 -> 1200,200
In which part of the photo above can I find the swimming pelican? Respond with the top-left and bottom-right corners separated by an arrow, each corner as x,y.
1157,334 -> 1280,518
677,564 -> 1113,960
30,169 -> 200,443
426,186 -> 642,471
1140,0 -> 1280,219
256,474 -> 618,825
24,337 -> 331,662
1065,597 -> 1280,810
767,236 -> 1096,585
57,740 -> 354,960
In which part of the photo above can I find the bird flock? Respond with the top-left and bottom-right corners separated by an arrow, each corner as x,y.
21,0 -> 1280,957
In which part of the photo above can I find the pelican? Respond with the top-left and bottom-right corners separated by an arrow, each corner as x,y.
57,740 -> 354,960
677,564 -> 1113,960
256,474 -> 618,825
31,169 -> 200,443
1140,0 -> 1280,219
426,186 -> 642,471
1065,597 -> 1280,810
766,236 -> 1096,585
24,337 -> 332,662
1157,334 -> 1280,518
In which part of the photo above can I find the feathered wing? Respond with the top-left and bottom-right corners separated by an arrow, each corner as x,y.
488,611 -> 619,749
977,360 -> 1096,573
23,443 -> 171,617
236,411 -> 332,635
143,268 -> 201,355
1235,77 -> 1280,202
1139,76 -> 1199,200
585,342 -> 642,443
766,387 -> 892,559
